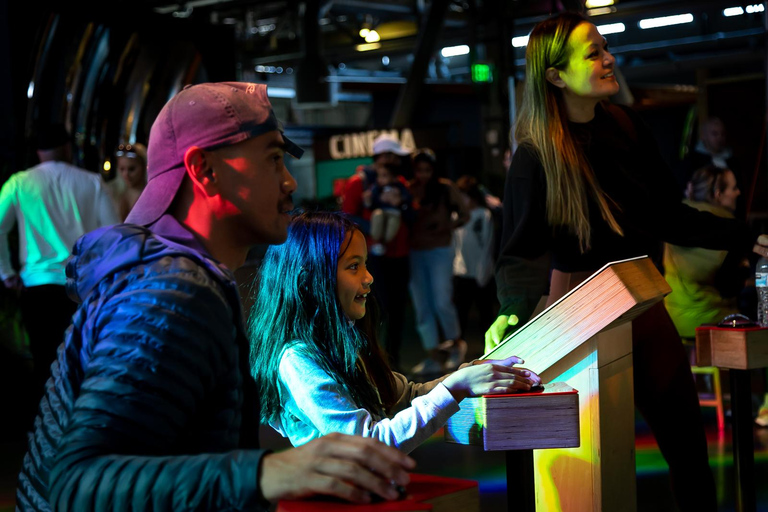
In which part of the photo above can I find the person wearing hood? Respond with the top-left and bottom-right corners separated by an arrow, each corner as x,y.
16,82 -> 415,512
676,117 -> 740,195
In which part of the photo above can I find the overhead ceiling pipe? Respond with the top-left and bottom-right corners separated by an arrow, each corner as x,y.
390,0 -> 450,128
295,0 -> 334,105
321,0 -> 414,16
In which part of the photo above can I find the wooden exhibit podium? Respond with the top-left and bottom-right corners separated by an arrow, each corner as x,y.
445,256 -> 671,511
695,325 -> 768,512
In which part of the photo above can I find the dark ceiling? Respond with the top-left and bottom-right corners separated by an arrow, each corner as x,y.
125,0 -> 767,87
3,0 -> 766,202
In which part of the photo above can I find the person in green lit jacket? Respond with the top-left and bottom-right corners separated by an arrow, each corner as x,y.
664,165 -> 749,339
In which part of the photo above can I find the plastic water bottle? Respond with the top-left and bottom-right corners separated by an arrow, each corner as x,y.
757,256 -> 768,326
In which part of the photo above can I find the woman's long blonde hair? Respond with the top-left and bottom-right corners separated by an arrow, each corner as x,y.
514,11 -> 623,251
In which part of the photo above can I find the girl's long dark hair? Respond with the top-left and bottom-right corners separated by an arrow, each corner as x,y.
249,210 -> 397,424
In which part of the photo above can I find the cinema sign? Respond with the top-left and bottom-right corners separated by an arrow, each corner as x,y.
328,128 -> 416,160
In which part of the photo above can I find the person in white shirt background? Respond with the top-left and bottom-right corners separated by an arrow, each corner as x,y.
0,123 -> 119,407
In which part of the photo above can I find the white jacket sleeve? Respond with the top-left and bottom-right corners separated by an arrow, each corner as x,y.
95,177 -> 120,226
0,177 -> 18,280
276,347 -> 460,454
477,208 -> 496,287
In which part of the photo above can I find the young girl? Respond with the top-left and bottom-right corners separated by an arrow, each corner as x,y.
249,210 -> 539,454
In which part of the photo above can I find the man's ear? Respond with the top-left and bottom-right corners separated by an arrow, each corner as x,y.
545,67 -> 566,89
184,146 -> 218,195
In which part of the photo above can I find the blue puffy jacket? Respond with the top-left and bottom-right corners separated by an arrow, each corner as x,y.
16,223 -> 269,511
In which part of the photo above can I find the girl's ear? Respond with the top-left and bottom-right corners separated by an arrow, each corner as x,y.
546,67 -> 566,89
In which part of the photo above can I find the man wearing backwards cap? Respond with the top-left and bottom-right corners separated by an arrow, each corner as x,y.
17,82 -> 414,512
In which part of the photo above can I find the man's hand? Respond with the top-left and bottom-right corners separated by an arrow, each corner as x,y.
259,432 -> 416,504
3,275 -> 23,292
484,314 -> 519,354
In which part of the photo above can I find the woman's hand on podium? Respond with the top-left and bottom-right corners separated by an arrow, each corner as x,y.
484,314 -> 519,354
442,355 -> 541,403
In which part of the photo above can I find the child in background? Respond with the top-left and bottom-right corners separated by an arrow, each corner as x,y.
364,163 -> 413,256
249,210 -> 540,454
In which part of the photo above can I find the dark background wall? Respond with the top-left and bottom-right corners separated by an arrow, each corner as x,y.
1,0 -> 237,180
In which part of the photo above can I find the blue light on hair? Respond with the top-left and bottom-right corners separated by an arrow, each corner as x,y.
249,210 -> 395,424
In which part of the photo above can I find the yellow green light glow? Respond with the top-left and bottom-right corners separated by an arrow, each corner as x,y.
533,356 -> 594,511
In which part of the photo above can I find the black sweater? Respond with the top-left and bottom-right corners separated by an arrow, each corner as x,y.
496,102 -> 754,322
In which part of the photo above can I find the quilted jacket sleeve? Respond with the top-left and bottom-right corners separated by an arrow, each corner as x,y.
47,258 -> 269,511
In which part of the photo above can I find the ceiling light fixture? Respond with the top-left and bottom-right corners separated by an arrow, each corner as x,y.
267,87 -> 296,99
356,42 -> 382,52
597,22 -> 625,35
364,29 -> 380,43
585,0 -> 615,8
588,7 -> 617,16
638,13 -> 694,29
723,6 -> 745,16
441,45 -> 470,58
512,35 -> 529,48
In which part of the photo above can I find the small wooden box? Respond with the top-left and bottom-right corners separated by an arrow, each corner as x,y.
444,382 -> 579,451
695,326 -> 768,370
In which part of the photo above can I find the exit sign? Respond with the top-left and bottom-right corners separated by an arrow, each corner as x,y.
471,63 -> 493,83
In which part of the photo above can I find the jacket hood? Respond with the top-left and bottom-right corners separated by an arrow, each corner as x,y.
65,223 -> 217,303
694,139 -> 732,160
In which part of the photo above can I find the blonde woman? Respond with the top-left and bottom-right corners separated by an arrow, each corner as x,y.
485,11 -> 768,511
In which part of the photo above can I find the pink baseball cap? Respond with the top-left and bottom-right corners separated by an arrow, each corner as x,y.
126,82 -> 303,226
